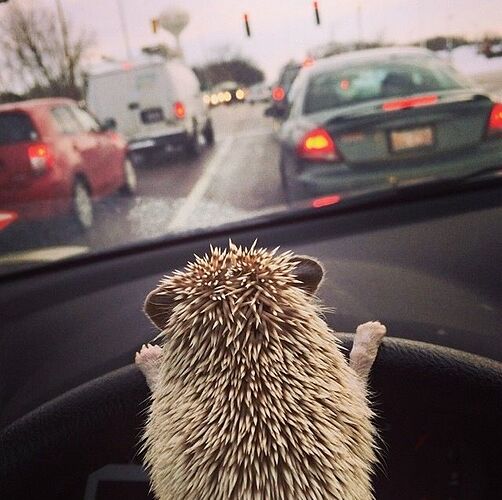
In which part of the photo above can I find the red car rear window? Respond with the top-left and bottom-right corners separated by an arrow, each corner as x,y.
0,112 -> 38,145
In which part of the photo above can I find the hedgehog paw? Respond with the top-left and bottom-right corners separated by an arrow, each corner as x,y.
350,321 -> 387,382
135,343 -> 163,392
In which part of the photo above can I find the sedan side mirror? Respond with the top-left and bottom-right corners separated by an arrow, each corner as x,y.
101,118 -> 117,131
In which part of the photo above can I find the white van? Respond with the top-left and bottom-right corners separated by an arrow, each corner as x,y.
85,56 -> 214,159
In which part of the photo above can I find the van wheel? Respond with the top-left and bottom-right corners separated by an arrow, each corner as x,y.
203,119 -> 215,146
72,179 -> 94,231
119,158 -> 137,195
185,123 -> 201,158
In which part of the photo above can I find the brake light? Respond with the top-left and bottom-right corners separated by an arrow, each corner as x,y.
382,94 -> 438,112
488,103 -> 502,136
173,101 -> 185,119
0,211 -> 18,231
297,128 -> 338,161
312,194 -> 341,208
272,86 -> 285,101
28,143 -> 54,174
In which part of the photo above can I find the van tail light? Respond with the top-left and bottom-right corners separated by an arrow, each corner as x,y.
28,143 -> 54,174
173,101 -> 185,119
297,128 -> 339,162
272,86 -> 285,101
487,103 -> 502,136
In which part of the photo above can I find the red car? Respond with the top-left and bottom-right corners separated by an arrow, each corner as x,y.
0,98 -> 137,230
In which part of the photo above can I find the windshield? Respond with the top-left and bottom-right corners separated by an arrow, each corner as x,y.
1,0 -> 502,275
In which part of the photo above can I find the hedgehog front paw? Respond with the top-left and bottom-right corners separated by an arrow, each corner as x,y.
135,344 -> 163,391
350,321 -> 387,382
355,321 -> 387,347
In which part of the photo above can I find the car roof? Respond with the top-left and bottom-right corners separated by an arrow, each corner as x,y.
0,97 -> 76,113
308,46 -> 439,74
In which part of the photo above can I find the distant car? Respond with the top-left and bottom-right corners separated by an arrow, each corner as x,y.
246,82 -> 271,104
86,57 -> 214,161
208,81 -> 246,107
0,98 -> 136,230
265,62 -> 303,119
278,47 -> 502,203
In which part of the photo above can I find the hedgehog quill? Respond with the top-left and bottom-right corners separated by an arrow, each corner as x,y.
136,242 -> 386,500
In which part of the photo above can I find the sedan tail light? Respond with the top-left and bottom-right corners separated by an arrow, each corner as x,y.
272,86 -> 285,102
382,94 -> 438,112
173,101 -> 186,119
487,103 -> 502,136
297,128 -> 339,162
28,143 -> 54,174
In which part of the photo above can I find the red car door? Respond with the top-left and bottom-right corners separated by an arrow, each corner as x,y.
50,104 -> 107,196
70,106 -> 125,194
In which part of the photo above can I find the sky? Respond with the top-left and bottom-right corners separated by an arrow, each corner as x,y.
6,0 -> 502,81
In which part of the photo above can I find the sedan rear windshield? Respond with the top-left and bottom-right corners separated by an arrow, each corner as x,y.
303,58 -> 466,115
0,112 -> 38,145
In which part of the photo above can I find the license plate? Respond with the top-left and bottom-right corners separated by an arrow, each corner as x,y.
140,108 -> 164,124
390,127 -> 433,152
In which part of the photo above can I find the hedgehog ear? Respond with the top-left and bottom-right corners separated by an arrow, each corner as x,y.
144,286 -> 174,330
293,256 -> 324,295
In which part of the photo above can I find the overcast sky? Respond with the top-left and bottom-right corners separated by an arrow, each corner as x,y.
9,0 -> 502,81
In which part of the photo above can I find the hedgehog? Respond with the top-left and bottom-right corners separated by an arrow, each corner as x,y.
135,242 -> 386,500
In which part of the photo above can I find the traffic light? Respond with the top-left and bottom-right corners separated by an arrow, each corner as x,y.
243,13 -> 251,37
151,18 -> 159,34
313,1 -> 321,25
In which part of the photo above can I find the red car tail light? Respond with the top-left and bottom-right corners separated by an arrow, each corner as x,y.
28,143 -> 54,174
311,194 -> 342,208
382,94 -> 438,112
272,86 -> 285,102
297,128 -> 339,161
173,101 -> 186,119
487,103 -> 502,136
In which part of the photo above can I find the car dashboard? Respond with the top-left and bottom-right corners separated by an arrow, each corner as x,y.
1,182 -> 501,499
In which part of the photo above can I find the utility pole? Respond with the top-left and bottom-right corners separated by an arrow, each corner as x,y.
54,0 -> 71,85
357,2 -> 363,47
116,0 -> 132,60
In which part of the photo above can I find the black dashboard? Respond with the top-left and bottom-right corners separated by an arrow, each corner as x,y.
1,183 -> 501,499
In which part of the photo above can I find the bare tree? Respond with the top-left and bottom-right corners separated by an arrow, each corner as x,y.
0,2 -> 94,99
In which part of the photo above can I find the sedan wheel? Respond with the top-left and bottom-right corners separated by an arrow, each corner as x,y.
72,180 -> 93,230
120,158 -> 137,195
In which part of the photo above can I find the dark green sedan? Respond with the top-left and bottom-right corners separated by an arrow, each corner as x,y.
278,47 -> 502,204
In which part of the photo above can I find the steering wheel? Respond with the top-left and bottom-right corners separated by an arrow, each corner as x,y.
1,335 -> 501,499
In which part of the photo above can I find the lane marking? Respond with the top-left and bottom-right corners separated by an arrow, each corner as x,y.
168,137 -> 234,231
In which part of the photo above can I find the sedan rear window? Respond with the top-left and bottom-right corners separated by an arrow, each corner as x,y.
0,112 -> 38,145
303,58 -> 465,115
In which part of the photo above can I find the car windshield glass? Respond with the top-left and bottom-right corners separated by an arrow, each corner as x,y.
303,58 -> 465,114
0,0 -> 501,278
